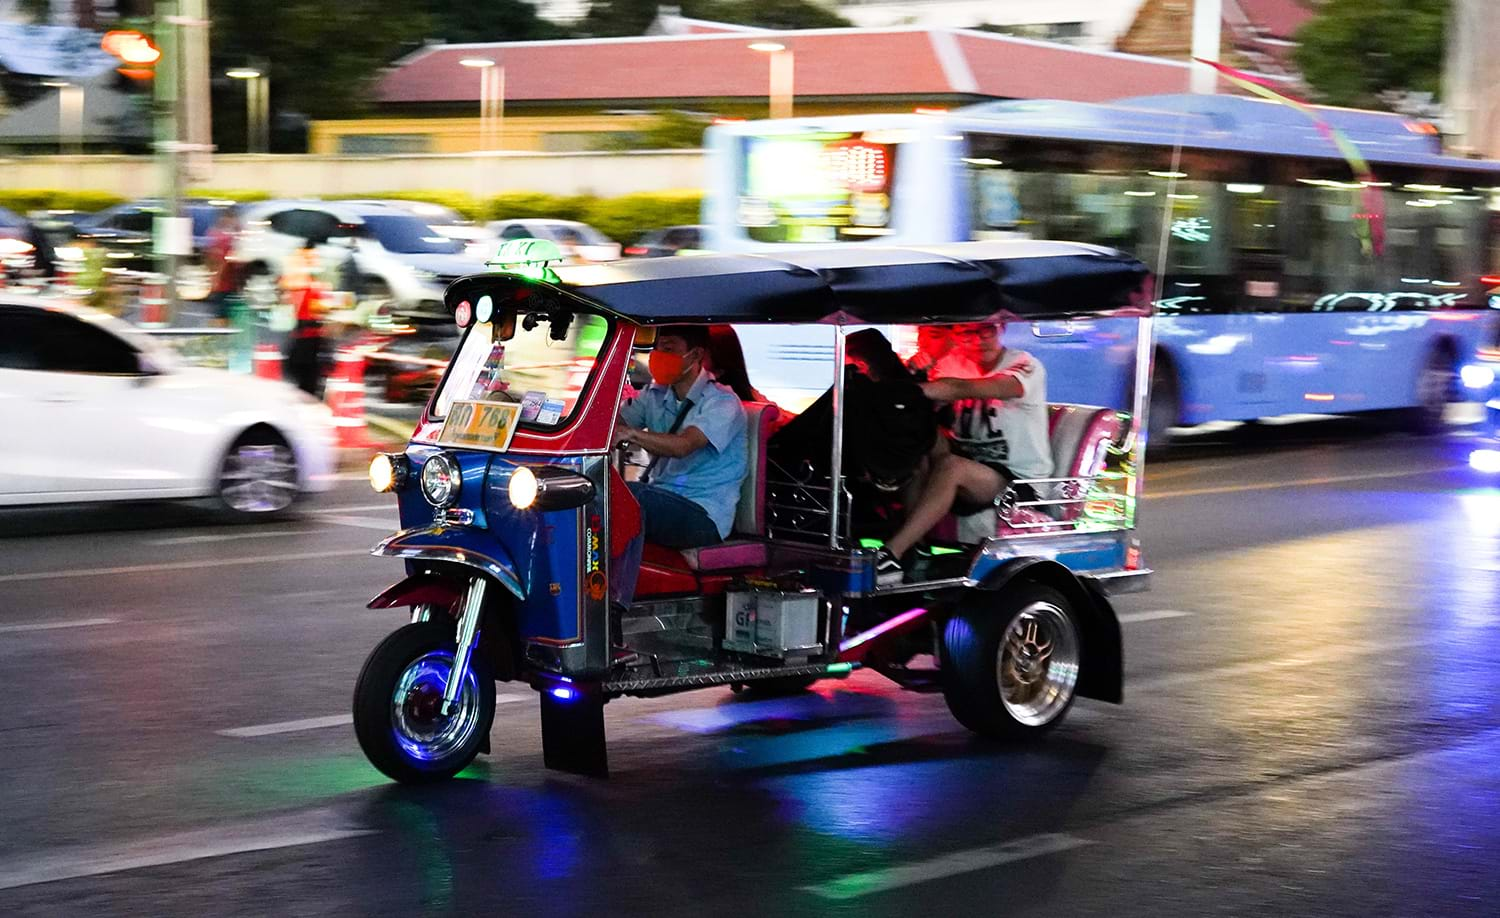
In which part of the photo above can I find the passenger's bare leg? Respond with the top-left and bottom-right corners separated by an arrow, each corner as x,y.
887,455 -> 1002,558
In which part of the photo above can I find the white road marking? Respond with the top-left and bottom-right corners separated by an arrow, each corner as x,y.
0,549 -> 370,584
0,810 -> 373,892
1147,464 -> 1456,500
803,832 -> 1095,901
1135,636 -> 1428,690
219,696 -> 531,738
320,515 -> 401,531
148,528 -> 328,545
305,503 -> 395,515
0,617 -> 118,634
1117,609 -> 1193,624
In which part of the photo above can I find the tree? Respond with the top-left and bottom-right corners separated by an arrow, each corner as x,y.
686,0 -> 850,30
209,0 -> 431,150
593,110 -> 710,150
425,0 -> 570,43
581,0 -> 849,37
1294,0 -> 1446,109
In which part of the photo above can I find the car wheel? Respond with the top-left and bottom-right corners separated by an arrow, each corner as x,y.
217,427 -> 299,517
353,621 -> 496,784
940,584 -> 1081,739
1146,355 -> 1179,453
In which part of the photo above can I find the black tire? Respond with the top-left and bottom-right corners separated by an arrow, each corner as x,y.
1146,355 -> 1179,453
216,426 -> 299,518
353,621 -> 496,784
1403,345 -> 1458,434
940,583 -> 1081,739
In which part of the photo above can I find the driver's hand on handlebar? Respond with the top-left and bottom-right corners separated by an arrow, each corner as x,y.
612,423 -> 636,449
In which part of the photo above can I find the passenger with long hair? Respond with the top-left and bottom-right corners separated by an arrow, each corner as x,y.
706,324 -> 768,403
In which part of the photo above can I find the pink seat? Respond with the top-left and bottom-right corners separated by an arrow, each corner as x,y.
677,401 -> 778,572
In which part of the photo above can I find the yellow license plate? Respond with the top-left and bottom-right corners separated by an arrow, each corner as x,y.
437,400 -> 521,451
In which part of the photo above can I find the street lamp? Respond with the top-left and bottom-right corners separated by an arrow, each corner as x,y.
226,67 -> 269,153
460,57 -> 504,151
43,80 -> 84,155
749,41 -> 794,120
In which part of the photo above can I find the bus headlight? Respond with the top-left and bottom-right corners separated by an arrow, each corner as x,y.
509,466 -> 538,509
1471,449 -> 1500,474
368,453 -> 408,493
420,453 -> 462,507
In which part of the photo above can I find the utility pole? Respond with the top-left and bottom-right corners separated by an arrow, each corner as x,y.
153,0 -> 211,318
1442,0 -> 1498,157
1190,0 -> 1222,94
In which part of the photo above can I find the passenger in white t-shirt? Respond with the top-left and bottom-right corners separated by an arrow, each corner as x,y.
877,321 -> 1052,585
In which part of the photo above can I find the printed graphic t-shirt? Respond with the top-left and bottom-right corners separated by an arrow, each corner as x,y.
932,348 -> 1053,482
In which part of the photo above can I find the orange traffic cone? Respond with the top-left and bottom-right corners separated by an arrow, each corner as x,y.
325,347 -> 377,449
139,276 -> 168,326
253,344 -> 283,381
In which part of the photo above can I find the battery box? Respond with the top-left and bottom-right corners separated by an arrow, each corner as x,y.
722,589 -> 822,659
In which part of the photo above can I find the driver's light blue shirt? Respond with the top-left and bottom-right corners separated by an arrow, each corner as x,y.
620,369 -> 747,539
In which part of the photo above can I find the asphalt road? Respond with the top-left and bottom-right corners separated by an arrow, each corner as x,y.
1,417 -> 1497,917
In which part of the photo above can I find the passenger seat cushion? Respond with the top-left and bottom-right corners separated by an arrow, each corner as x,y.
734,402 -> 781,536
678,540 -> 768,571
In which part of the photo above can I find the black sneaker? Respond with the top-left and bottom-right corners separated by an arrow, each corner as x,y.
874,548 -> 904,586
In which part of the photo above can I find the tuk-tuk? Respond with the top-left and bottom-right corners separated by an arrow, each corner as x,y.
355,240 -> 1155,782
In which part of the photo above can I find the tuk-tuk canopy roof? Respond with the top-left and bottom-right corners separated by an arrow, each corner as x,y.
445,240 -> 1152,325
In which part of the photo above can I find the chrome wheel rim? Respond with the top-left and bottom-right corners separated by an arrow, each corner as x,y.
220,443 -> 297,513
391,651 -> 482,763
996,601 -> 1079,727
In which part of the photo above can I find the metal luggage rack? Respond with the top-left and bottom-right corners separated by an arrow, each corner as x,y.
765,459 -> 852,544
995,470 -> 1135,534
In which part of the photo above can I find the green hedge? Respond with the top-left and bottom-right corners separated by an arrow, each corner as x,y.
0,187 -> 707,242
0,189 -> 126,214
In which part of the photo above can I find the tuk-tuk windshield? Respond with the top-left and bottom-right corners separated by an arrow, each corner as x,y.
432,310 -> 611,429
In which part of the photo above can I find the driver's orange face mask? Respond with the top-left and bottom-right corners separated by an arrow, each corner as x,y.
648,349 -> 688,386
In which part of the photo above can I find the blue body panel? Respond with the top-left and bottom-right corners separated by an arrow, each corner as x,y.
392,446 -> 587,646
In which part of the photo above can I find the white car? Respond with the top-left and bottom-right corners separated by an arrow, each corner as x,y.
486,219 -> 621,264
0,297 -> 337,515
234,200 -> 490,323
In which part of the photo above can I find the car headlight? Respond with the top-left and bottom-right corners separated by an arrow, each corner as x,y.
369,453 -> 409,493
420,453 -> 462,507
1461,364 -> 1496,390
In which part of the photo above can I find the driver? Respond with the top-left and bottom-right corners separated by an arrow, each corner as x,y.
611,325 -> 748,602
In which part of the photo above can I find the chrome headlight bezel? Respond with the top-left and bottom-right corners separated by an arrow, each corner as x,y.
420,453 -> 462,507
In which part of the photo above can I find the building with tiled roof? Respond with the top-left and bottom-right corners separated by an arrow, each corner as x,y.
310,26 -> 1192,155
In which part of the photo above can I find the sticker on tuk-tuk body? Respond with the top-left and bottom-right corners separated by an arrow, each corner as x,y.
519,390 -> 546,422
437,400 -> 521,451
535,398 -> 566,425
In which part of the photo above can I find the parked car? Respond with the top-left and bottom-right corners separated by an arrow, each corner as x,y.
624,224 -> 705,257
234,200 -> 489,326
352,200 -> 497,259
486,218 -> 620,263
62,198 -> 239,297
0,297 -> 337,515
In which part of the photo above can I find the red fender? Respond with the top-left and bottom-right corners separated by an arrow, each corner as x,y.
367,573 -> 465,613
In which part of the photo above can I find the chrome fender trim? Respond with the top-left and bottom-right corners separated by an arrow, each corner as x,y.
372,526 -> 525,601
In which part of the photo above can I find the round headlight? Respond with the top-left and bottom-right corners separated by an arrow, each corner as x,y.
420,453 -> 462,507
369,454 -> 396,493
509,466 -> 538,510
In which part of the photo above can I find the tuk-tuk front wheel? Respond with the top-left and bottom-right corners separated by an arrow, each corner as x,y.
353,621 -> 496,783
940,585 -> 1081,738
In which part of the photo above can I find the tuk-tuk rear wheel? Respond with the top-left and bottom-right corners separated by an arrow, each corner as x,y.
940,584 -> 1080,739
353,621 -> 496,783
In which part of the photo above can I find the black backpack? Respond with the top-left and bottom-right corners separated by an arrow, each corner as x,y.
770,369 -> 936,491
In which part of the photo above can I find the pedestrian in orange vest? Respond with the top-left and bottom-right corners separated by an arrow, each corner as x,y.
283,235 -> 327,395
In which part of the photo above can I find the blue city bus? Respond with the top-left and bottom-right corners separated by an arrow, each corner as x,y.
703,94 -> 1500,441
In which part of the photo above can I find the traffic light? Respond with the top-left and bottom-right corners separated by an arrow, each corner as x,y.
101,29 -> 161,82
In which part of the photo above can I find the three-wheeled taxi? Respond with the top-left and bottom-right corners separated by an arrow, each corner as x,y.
354,240 -> 1156,782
